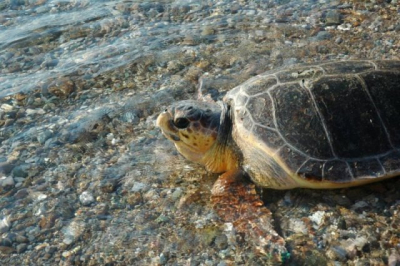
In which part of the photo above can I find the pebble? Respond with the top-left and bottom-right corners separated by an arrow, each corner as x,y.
325,10 -> 341,25
335,37 -> 343,44
15,234 -> 29,244
313,31 -> 332,41
100,178 -> 119,193
11,164 -> 30,178
327,246 -> 347,261
214,234 -> 228,250
37,130 -> 53,144
0,176 -> 14,188
79,191 -> 95,206
159,252 -> 168,265
16,243 -> 27,253
131,182 -> 149,192
0,238 -> 12,247
0,216 -> 10,234
0,162 -> 14,175
309,211 -> 326,229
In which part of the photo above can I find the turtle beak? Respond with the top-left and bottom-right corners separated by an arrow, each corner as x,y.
157,111 -> 180,142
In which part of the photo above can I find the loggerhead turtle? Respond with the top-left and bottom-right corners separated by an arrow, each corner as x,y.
157,60 -> 400,261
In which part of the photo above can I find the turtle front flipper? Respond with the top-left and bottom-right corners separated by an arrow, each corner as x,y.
211,170 -> 289,263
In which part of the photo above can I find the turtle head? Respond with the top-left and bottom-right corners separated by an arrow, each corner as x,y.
157,100 -> 221,164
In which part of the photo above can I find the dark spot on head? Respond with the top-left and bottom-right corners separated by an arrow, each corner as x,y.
193,122 -> 201,130
193,143 -> 198,147
193,136 -> 197,140
182,133 -> 189,139
187,128 -> 192,133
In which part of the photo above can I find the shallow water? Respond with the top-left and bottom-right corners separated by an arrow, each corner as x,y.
1,0 -> 400,265
0,0 -> 355,98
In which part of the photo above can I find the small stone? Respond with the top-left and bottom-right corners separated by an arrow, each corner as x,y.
314,31 -> 332,41
16,244 -> 27,254
335,37 -> 343,44
11,164 -> 30,178
0,246 -> 15,254
201,26 -> 215,36
0,238 -> 12,247
327,246 -> 347,261
171,188 -> 183,201
183,35 -> 199,45
0,104 -> 13,111
80,191 -> 95,206
0,162 -> 15,175
41,59 -> 59,68
159,252 -> 168,265
39,214 -> 57,229
100,178 -> 119,193
46,78 -> 74,98
351,200 -> 369,210
131,182 -> 148,192
0,176 -> 14,188
214,234 -> 228,250
309,211 -> 326,229
389,249 -> 400,266
37,130 -> 53,144
166,60 -> 184,73
126,192 -> 142,206
288,218 -> 309,234
14,189 -> 29,199
15,235 -> 29,244
325,10 -> 341,25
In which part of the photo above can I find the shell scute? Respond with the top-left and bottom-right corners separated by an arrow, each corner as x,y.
277,146 -> 307,172
247,93 -> 275,128
236,108 -> 253,131
234,92 -> 248,108
297,159 -> 324,181
311,76 -> 391,158
360,71 -> 400,148
374,60 -> 400,70
242,76 -> 277,95
320,61 -> 375,74
275,66 -> 324,84
253,126 -> 285,150
349,158 -> 384,178
380,151 -> 400,174
270,83 -> 333,159
323,160 -> 353,182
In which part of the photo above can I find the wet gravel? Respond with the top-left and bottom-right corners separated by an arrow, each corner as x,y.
0,0 -> 400,265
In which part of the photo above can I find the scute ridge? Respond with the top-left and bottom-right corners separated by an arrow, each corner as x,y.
300,76 -> 337,159
267,90 -> 318,160
355,74 -> 395,149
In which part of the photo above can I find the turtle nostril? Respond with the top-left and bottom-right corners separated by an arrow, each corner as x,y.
174,118 -> 190,129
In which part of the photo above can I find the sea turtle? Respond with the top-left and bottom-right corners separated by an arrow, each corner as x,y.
157,60 -> 400,261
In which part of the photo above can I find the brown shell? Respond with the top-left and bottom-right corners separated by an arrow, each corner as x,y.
225,60 -> 400,184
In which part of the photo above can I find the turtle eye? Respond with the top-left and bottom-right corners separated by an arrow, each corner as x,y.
174,118 -> 190,129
